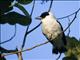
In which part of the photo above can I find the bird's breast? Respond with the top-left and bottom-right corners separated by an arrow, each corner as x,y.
42,20 -> 62,40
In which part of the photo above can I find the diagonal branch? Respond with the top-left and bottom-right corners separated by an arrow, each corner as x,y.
63,11 -> 77,32
58,8 -> 80,20
27,22 -> 42,35
2,41 -> 48,57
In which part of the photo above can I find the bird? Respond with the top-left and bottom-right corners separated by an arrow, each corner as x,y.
36,12 -> 67,54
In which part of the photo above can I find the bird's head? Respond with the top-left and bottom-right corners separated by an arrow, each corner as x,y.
35,12 -> 53,21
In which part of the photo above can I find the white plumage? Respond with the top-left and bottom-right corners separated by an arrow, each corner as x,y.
42,12 -> 64,48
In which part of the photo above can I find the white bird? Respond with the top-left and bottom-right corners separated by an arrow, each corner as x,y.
36,12 -> 67,54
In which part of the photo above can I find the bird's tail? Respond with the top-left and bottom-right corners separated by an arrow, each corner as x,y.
58,47 -> 67,53
52,47 -> 67,54
52,47 -> 58,54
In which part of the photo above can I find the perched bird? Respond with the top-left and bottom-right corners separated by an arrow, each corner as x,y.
36,12 -> 67,54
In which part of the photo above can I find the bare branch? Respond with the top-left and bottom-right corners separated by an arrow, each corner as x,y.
2,41 -> 48,57
67,17 -> 70,36
0,25 -> 16,44
21,0 -> 35,49
58,8 -> 80,20
48,0 -> 53,12
27,22 -> 42,34
63,11 -> 77,32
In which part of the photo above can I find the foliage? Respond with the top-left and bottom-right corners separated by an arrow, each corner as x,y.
0,0 -> 32,26
63,36 -> 80,60
16,0 -> 32,5
0,0 -> 13,15
0,11 -> 31,26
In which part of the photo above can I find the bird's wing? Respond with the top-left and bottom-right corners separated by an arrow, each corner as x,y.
57,20 -> 67,45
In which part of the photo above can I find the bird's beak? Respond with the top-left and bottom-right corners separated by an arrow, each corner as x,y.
35,16 -> 41,20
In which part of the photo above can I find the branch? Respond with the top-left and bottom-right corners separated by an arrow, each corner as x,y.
48,0 -> 53,12
63,10 -> 78,32
27,22 -> 42,34
30,0 -> 35,17
58,8 -> 80,20
0,25 -> 16,44
67,17 -> 70,36
21,0 -> 35,49
2,41 -> 49,57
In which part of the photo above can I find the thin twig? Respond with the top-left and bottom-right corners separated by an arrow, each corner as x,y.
67,17 -> 70,36
21,25 -> 29,49
58,8 -> 80,20
21,0 -> 35,49
30,0 -> 35,17
56,53 -> 61,60
63,12 -> 77,32
0,25 -> 16,44
2,41 -> 49,57
27,22 -> 42,35
48,0 -> 53,12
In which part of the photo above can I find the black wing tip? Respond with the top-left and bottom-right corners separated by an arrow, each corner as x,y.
52,47 -> 67,54
58,47 -> 67,53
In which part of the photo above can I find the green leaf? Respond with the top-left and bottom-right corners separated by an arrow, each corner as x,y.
0,0 -> 13,14
17,0 -> 33,5
0,12 -> 31,26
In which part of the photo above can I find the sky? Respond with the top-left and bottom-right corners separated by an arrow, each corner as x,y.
1,1 -> 80,60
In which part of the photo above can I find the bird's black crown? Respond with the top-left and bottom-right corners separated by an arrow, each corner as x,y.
40,12 -> 49,18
